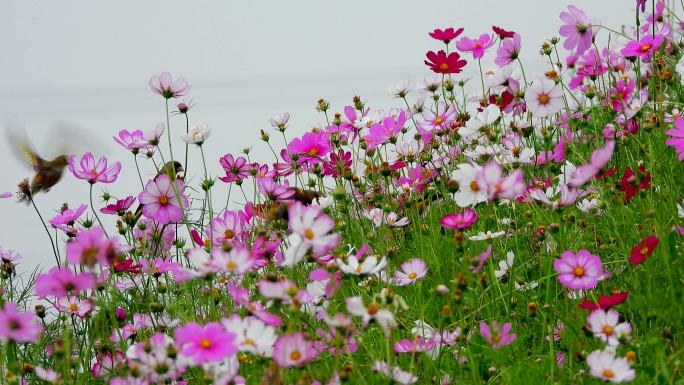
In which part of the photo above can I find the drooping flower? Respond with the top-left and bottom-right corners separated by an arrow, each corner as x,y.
138,174 -> 189,225
495,33 -> 521,67
100,196 -> 136,215
559,5 -> 597,55
272,332 -> 316,367
586,350 -> 635,383
269,112 -> 291,129
175,322 -> 237,364
553,249 -> 604,290
629,235 -> 658,264
479,321 -> 516,349
424,50 -> 467,74
149,72 -> 191,99
492,25 -> 515,39
440,209 -> 479,230
35,267 -> 95,298
666,117 -> 684,160
524,78 -> 564,118
620,34 -> 664,62
0,302 -> 42,343
587,309 -> 632,346
568,140 -> 615,187
68,153 -> 122,184
394,258 -> 427,286
476,161 -> 527,201
429,27 -> 464,44
455,34 -> 495,59
621,165 -> 651,202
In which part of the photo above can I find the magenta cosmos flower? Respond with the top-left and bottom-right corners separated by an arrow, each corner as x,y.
424,50 -> 467,74
114,129 -> 152,152
394,258 -> 427,286
66,226 -> 122,266
559,5 -> 597,55
455,34 -> 495,59
568,140 -> 615,187
362,110 -> 407,149
620,34 -> 664,62
287,132 -> 331,162
175,322 -> 237,363
495,33 -> 521,67
101,196 -> 136,215
0,302 -> 43,343
68,153 -> 122,184
219,154 -> 251,183
666,117 -> 684,160
428,27 -> 464,44
480,321 -> 516,349
149,72 -> 191,99
553,249 -> 604,290
49,203 -> 87,232
35,267 -> 95,298
273,332 -> 316,367
440,209 -> 478,230
138,174 -> 189,225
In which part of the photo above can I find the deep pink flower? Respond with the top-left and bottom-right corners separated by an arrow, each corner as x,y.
620,34 -> 664,62
492,25 -> 515,39
66,226 -> 121,266
35,267 -> 95,298
607,79 -> 635,112
495,33 -> 521,67
362,111 -> 407,149
273,332 -> 316,367
428,27 -> 464,44
579,291 -> 629,310
480,321 -> 516,349
174,322 -> 237,363
629,235 -> 658,264
323,149 -> 352,178
149,72 -> 191,99
559,5 -> 597,55
101,196 -> 136,215
554,249 -> 604,290
0,302 -> 42,343
440,209 -> 478,230
424,50 -> 467,74
455,34 -> 495,59
666,117 -> 684,160
138,174 -> 189,225
287,132 -> 331,162
219,154 -> 251,183
568,140 -> 615,187
49,204 -> 87,232
470,244 -> 492,273
68,153 -> 122,184
114,129 -> 152,152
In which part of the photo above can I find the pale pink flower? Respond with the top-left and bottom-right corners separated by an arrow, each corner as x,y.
149,72 -> 191,99
138,174 -> 189,225
394,258 -> 427,286
272,332 -> 316,367
68,153 -> 121,184
586,350 -> 635,383
587,309 -> 632,346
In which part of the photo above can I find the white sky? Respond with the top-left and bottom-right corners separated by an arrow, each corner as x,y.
0,1 -> 633,270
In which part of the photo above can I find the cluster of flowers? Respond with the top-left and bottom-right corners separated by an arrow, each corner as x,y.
1,1 -> 683,384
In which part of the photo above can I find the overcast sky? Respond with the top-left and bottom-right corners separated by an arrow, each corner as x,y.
0,1 -> 633,271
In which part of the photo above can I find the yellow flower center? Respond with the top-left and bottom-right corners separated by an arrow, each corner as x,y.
355,265 -> 362,273
408,272 -> 417,279
308,148 -> 319,156
439,63 -> 449,71
492,334 -> 502,343
640,44 -> 651,52
200,338 -> 212,349
573,266 -> 585,277
304,229 -> 315,240
475,42 -> 482,48
159,195 -> 169,205
367,303 -> 380,315
244,338 -> 255,346
539,93 -> 550,105
289,350 -> 302,361
224,229 -> 235,239
603,369 -> 615,378
434,117 -> 444,125
640,246 -> 649,256
470,181 -> 480,192
602,325 -> 614,336
69,303 -> 78,312
226,261 -> 238,270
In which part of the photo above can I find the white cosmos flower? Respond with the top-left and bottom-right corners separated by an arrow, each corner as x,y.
450,163 -> 488,207
495,251 -> 515,279
586,350 -> 635,383
525,78 -> 564,118
180,123 -> 211,145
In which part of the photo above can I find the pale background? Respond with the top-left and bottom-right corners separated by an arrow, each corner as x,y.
0,1 -> 633,272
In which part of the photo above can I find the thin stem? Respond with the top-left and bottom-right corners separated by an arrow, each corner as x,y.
133,154 -> 145,190
89,184 -> 109,237
184,113 -> 190,176
30,198 -> 60,266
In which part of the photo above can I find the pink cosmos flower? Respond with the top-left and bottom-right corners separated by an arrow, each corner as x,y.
587,350 -> 635,383
362,111 -> 407,149
66,226 -> 121,266
175,322 -> 237,363
257,177 -> 295,202
524,78 -> 564,118
440,209 -> 478,230
429,27 -> 464,44
55,296 -> 94,318
568,140 -> 615,186
587,309 -> 632,346
393,336 -> 438,353
456,34 -> 495,59
114,129 -> 152,152
288,202 -> 340,255
480,321 -> 516,349
424,50 -> 467,74
0,248 -> 21,263
476,161 -> 527,201
272,332 -> 316,367
219,154 -> 251,183
559,5 -> 597,55
394,258 -> 427,286
418,102 -> 455,133
553,249 -> 604,290
0,301 -> 43,343
100,196 -> 136,215
621,34 -> 664,62
495,33 -> 521,67
68,153 -> 122,184
372,361 -> 418,385
470,244 -> 492,273
287,132 -> 331,162
666,117 -> 684,160
607,79 -> 635,112
91,350 -> 125,378
138,174 -> 189,225
149,72 -> 191,99
49,204 -> 87,232
35,267 -> 95,298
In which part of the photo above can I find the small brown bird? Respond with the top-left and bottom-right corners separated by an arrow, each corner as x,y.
257,187 -> 322,223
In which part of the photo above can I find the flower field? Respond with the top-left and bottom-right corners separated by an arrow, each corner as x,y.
2,1 -> 684,384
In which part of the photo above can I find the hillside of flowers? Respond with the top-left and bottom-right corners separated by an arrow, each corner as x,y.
2,1 -> 684,384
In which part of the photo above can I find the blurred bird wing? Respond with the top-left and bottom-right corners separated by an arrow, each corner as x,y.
6,126 -> 42,170
47,121 -> 106,159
